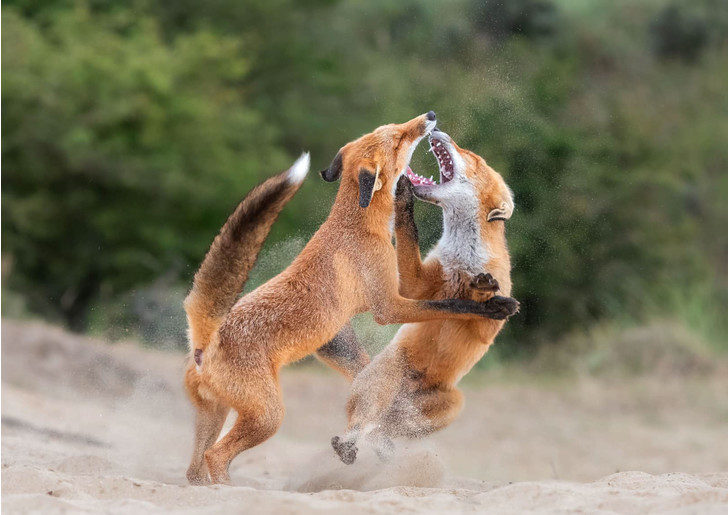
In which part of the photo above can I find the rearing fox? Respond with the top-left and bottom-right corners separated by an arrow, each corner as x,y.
332,127 -> 518,464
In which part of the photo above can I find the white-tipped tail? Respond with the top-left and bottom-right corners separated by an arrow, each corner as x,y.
287,152 -> 311,184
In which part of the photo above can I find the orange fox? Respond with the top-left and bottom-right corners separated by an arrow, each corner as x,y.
332,128 -> 517,463
183,114 -> 519,484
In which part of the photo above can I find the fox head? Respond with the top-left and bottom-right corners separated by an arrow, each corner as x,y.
321,112 -> 437,208
406,128 -> 514,224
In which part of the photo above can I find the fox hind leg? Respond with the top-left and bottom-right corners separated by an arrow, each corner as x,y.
204,375 -> 285,484
363,388 -> 462,464
184,364 -> 230,485
389,387 -> 464,440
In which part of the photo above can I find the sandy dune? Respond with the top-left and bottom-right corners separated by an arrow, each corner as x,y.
2,320 -> 727,514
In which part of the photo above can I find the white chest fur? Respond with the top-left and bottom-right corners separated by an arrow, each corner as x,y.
431,196 -> 490,276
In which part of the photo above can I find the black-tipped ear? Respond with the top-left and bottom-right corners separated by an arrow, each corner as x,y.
320,151 -> 343,182
359,168 -> 377,208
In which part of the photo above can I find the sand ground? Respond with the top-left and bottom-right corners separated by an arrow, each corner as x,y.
2,319 -> 727,514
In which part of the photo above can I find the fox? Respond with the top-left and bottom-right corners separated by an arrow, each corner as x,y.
183,113 -> 519,485
183,153 -> 371,484
331,127 -> 517,464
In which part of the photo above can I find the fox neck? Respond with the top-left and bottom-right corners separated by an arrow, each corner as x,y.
329,177 -> 395,238
435,199 -> 490,277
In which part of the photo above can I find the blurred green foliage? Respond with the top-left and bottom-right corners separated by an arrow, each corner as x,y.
3,0 -> 728,351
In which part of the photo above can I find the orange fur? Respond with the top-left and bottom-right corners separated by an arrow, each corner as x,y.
183,114 -> 518,484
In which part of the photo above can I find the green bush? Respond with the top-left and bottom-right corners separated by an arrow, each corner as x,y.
2,7 -> 288,328
2,0 -> 727,354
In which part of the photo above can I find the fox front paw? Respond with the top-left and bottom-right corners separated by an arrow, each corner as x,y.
481,295 -> 520,320
469,273 -> 501,302
395,175 -> 415,210
470,272 -> 499,292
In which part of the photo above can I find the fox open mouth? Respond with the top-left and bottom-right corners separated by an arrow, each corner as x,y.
405,133 -> 455,187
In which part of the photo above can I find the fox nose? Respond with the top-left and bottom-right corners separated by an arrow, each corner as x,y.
426,111 -> 436,121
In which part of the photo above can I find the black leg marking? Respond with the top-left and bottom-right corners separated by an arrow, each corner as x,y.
426,296 -> 519,320
316,324 -> 367,374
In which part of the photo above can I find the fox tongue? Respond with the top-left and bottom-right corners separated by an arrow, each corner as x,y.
406,166 -> 417,183
406,166 -> 435,186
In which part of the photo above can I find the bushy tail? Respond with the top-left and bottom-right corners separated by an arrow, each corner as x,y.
184,153 -> 311,351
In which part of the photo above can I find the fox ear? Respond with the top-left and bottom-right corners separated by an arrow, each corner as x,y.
320,151 -> 343,182
358,166 -> 382,208
487,186 -> 514,222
